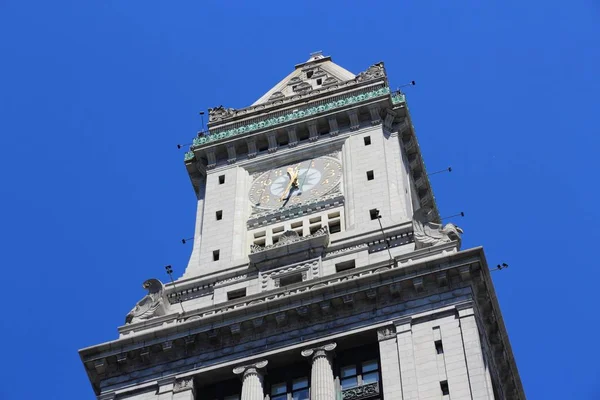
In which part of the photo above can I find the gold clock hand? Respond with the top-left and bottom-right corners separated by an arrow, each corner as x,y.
279,167 -> 296,201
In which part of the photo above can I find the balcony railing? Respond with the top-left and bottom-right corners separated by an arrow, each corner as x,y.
341,382 -> 380,400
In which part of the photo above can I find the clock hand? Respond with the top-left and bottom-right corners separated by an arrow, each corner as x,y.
279,167 -> 296,201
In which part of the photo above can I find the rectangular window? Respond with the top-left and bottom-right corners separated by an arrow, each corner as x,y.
280,273 -> 303,287
340,365 -> 358,389
364,136 -> 371,146
328,219 -> 341,234
435,340 -> 444,354
340,360 -> 379,390
336,260 -> 356,272
366,170 -> 374,181
219,175 -> 225,184
271,382 -> 287,400
216,210 -> 223,220
361,360 -> 379,384
440,380 -> 449,395
369,209 -> 379,220
227,289 -> 246,301
292,378 -> 309,400
213,250 -> 220,261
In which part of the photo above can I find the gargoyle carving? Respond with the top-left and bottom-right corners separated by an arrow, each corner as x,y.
412,208 -> 463,250
125,279 -> 169,324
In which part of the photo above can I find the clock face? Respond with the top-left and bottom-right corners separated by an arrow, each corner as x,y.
249,156 -> 342,210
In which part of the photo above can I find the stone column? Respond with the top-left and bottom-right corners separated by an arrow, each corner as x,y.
377,325 -> 403,400
234,360 -> 268,400
301,343 -> 337,400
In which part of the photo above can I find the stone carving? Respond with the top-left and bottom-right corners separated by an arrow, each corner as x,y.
125,279 -> 169,324
412,208 -> 463,250
233,360 -> 269,376
301,342 -> 337,358
294,82 -> 313,93
208,105 -> 236,122
377,325 -> 396,341
356,62 -> 385,83
250,227 -> 328,254
342,382 -> 380,400
269,91 -> 285,101
173,377 -> 194,393
261,260 -> 320,291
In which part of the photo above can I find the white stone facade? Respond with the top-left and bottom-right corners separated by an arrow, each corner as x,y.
80,55 -> 525,400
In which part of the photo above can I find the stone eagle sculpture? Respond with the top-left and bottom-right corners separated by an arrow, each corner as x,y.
412,208 -> 463,250
125,279 -> 169,324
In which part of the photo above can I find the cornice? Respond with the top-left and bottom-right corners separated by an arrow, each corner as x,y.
81,246 -> 486,395
192,85 -> 390,150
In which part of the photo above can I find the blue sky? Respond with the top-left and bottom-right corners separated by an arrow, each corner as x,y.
0,1 -> 598,398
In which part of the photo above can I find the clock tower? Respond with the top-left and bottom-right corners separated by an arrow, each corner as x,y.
80,54 -> 525,400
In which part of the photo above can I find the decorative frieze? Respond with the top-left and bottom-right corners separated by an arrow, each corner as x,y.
342,382 -> 380,400
194,86 -> 391,147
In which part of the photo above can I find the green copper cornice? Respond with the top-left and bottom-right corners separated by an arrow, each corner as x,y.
391,92 -> 405,104
184,151 -> 195,162
191,86 -> 396,149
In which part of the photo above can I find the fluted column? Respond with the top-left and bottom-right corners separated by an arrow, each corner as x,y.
233,360 -> 268,400
301,343 -> 337,400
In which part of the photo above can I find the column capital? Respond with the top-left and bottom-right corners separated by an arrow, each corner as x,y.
456,302 -> 475,318
377,325 -> 397,341
173,377 -> 195,394
233,360 -> 269,377
301,342 -> 336,359
393,316 -> 412,334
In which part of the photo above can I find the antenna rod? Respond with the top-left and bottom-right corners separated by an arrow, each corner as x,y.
491,263 -> 509,272
199,111 -> 205,132
165,265 -> 185,313
428,167 -> 452,176
375,210 -> 394,264
441,212 -> 464,220
177,143 -> 193,150
181,237 -> 194,244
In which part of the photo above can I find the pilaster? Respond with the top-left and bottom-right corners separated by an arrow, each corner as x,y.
377,325 -> 403,400
457,303 -> 494,400
394,317 -> 418,400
